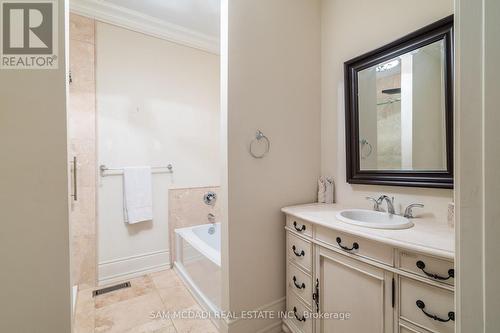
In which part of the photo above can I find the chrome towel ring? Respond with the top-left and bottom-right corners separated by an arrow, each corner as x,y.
249,130 -> 270,159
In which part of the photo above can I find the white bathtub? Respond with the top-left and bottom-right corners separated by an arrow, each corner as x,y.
175,223 -> 221,313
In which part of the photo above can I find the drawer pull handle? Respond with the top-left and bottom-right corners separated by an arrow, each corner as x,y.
293,306 -> 306,322
293,276 -> 306,289
293,221 -> 306,232
336,237 -> 359,251
416,260 -> 454,280
292,245 -> 305,257
416,300 -> 455,322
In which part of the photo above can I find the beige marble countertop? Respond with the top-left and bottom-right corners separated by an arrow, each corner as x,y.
282,203 -> 454,260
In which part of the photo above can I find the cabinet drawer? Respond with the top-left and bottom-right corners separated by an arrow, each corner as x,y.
316,226 -> 394,266
398,251 -> 454,286
399,320 -> 433,333
400,277 -> 455,333
287,261 -> 312,306
399,325 -> 428,333
287,288 -> 313,333
287,233 -> 312,272
286,215 -> 313,237
400,326 -> 419,333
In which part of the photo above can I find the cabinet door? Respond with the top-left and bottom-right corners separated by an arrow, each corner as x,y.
316,246 -> 394,333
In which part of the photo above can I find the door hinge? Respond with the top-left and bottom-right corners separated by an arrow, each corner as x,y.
312,278 -> 320,312
391,277 -> 395,308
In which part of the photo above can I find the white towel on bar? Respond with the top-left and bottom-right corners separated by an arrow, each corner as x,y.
123,166 -> 153,224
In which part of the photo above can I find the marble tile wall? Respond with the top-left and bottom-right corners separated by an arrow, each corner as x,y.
69,13 -> 97,288
168,186 -> 221,263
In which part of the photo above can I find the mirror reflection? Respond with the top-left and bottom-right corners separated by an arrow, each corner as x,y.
357,40 -> 446,171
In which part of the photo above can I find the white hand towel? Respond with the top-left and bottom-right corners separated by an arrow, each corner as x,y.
123,166 -> 153,224
318,177 -> 326,203
324,177 -> 335,204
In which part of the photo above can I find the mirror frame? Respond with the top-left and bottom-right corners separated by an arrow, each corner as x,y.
344,15 -> 454,189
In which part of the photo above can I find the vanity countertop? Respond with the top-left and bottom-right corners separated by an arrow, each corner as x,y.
282,203 -> 454,260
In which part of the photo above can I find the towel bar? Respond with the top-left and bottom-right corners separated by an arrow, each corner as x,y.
99,164 -> 173,176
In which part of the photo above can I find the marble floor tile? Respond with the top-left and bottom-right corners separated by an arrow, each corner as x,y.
95,292 -> 165,333
95,275 -> 156,309
151,269 -> 184,289
124,318 -> 176,333
157,284 -> 197,312
74,269 -> 219,333
170,305 -> 218,333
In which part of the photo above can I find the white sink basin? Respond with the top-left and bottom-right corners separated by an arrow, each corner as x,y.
336,209 -> 413,230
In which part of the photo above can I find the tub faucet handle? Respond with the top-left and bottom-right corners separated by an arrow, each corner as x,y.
203,191 -> 217,206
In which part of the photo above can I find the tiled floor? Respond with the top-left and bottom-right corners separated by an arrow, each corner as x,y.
74,269 -> 219,333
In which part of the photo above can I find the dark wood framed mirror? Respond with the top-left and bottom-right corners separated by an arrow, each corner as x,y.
344,15 -> 454,189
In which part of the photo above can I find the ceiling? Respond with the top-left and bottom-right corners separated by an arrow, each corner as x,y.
103,0 -> 220,38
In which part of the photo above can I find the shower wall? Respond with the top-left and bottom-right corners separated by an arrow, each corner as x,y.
96,22 -> 220,285
68,13 -> 97,288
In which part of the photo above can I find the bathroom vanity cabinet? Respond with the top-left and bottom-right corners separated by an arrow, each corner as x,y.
282,206 -> 455,333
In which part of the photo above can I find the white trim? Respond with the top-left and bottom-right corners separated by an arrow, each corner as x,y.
255,320 -> 285,333
70,0 -> 219,54
220,297 -> 287,333
174,262 -> 222,329
98,249 -> 170,286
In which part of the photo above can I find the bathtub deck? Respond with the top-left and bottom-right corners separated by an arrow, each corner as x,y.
73,268 -> 218,333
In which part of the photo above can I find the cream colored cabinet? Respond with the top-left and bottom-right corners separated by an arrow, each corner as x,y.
283,214 -> 455,333
316,246 -> 394,333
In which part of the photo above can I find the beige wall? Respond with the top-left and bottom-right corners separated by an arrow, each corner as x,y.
69,13 -> 97,288
455,0 -> 500,331
0,1 -> 71,332
222,0 -> 321,331
321,0 -> 454,221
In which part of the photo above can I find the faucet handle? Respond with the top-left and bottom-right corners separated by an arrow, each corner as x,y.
378,195 -> 394,203
404,203 -> 424,218
366,197 -> 381,211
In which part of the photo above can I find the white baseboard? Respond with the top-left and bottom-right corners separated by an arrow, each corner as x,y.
218,297 -> 286,333
282,318 -> 297,333
256,320 -> 285,333
98,250 -> 170,286
281,320 -> 292,333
